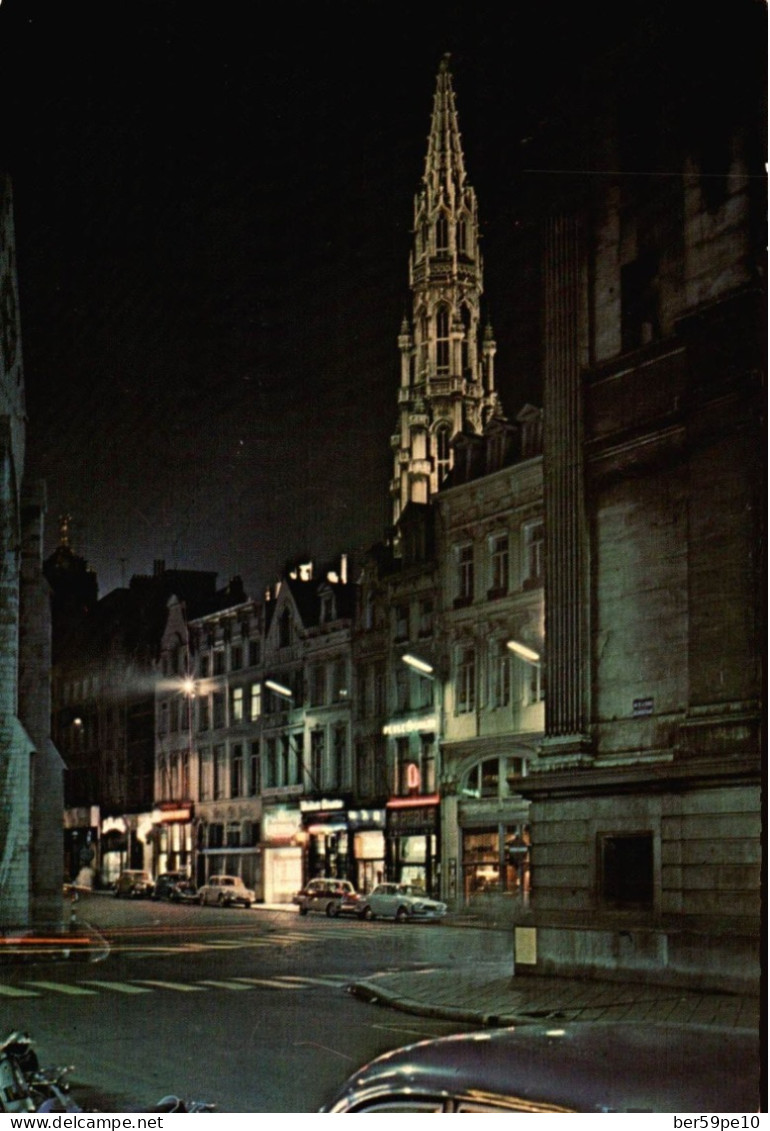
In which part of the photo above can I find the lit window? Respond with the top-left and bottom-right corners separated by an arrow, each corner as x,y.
231,686 -> 244,723
250,683 -> 261,721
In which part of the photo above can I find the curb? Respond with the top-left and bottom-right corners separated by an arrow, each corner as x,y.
348,980 -> 520,1028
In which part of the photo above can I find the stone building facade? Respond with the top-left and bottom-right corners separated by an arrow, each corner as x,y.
516,9 -> 764,990
0,175 -> 63,933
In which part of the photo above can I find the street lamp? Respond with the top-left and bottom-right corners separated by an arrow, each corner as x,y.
401,653 -> 434,676
506,640 -> 541,666
265,678 -> 293,700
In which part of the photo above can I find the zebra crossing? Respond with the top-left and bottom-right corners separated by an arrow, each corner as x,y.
0,972 -> 351,1000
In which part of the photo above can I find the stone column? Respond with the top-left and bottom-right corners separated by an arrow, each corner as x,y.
540,213 -> 593,763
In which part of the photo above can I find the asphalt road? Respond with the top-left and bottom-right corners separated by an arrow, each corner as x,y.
0,895 -> 510,1113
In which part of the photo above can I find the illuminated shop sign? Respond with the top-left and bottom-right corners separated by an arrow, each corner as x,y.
382,716 -> 437,736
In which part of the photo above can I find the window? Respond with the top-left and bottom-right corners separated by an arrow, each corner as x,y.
456,645 -> 476,713
394,603 -> 410,642
395,663 -> 410,713
310,730 -> 325,790
199,748 -> 212,800
320,592 -> 334,623
198,696 -> 210,732
599,832 -> 654,909
420,734 -> 435,793
490,639 -> 511,707
435,212 -> 449,253
280,734 -> 291,785
621,251 -> 660,352
332,657 -> 347,702
199,654 -> 210,678
250,682 -> 261,721
457,215 -> 467,254
489,533 -> 509,596
331,724 -> 346,789
418,597 -> 433,638
213,651 -> 225,676
248,639 -> 260,667
436,304 -> 450,373
213,745 -> 225,799
248,741 -> 260,795
226,822 -> 240,848
231,686 -> 244,723
434,424 -> 452,486
230,645 -> 242,671
310,663 -> 326,706
456,543 -> 474,604
265,738 -> 277,788
212,691 -> 225,729
395,737 -> 412,795
523,521 -> 544,586
230,744 -> 243,797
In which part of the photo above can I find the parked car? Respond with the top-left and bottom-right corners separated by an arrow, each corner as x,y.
168,878 -> 200,903
320,1022 -> 761,1112
293,878 -> 358,917
113,869 -> 154,899
197,875 -> 255,907
152,871 -> 190,901
357,883 -> 446,922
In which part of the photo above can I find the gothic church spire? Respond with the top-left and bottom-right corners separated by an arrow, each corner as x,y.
391,55 -> 500,528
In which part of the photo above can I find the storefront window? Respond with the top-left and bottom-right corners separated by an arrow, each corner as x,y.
462,824 -> 530,899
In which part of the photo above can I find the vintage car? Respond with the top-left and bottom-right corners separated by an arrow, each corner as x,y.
357,883 -> 447,922
151,871 -> 189,901
293,878 -> 359,917
113,869 -> 154,899
197,874 -> 255,908
320,1022 -> 761,1112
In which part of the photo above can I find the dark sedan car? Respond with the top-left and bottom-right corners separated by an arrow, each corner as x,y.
320,1022 -> 760,1113
151,871 -> 190,901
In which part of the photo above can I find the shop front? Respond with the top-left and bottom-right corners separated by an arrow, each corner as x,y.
261,802 -> 303,903
299,798 -> 350,883
385,795 -> 440,898
152,801 -> 194,878
348,809 -> 386,895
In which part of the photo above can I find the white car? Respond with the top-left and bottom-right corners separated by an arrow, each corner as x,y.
197,875 -> 255,908
358,883 -> 447,922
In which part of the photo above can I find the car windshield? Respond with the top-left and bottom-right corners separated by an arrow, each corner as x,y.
397,885 -> 425,897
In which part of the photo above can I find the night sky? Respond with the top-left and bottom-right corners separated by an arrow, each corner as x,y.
0,2 -> 760,599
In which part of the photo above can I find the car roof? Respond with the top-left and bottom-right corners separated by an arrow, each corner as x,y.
322,1023 -> 760,1113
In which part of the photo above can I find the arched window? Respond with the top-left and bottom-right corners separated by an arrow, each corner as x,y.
435,423 -> 451,484
460,305 -> 472,378
435,305 -> 450,374
460,755 -> 527,799
435,212 -> 449,253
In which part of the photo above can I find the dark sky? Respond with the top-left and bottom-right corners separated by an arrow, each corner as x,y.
0,1 -> 761,599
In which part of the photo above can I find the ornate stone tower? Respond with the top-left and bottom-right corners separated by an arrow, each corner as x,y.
391,55 -> 500,527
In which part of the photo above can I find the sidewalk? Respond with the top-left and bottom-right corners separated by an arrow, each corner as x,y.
348,962 -> 762,1032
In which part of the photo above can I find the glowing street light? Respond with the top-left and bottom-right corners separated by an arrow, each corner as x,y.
181,677 -> 196,697
507,640 -> 541,666
265,678 -> 293,700
401,653 -> 434,676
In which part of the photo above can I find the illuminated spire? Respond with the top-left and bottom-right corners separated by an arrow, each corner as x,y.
391,56 -> 500,528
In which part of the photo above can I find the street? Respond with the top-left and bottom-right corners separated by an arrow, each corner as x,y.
0,895 -> 509,1112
